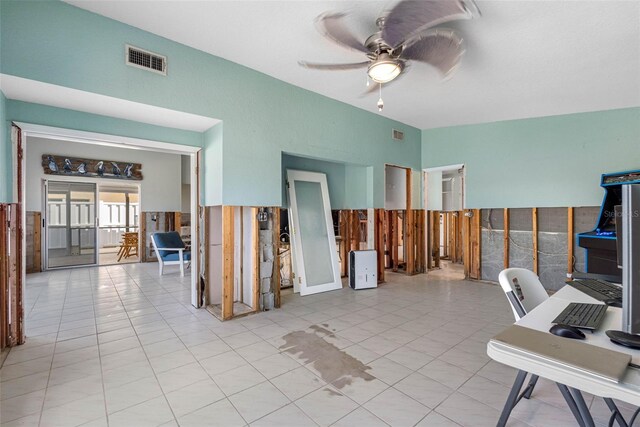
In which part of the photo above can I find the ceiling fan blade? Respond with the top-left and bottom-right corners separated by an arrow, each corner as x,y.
315,12 -> 369,53
298,60 -> 370,70
382,0 -> 474,48
402,29 -> 464,77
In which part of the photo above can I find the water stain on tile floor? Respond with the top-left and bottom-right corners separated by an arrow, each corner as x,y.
280,325 -> 374,388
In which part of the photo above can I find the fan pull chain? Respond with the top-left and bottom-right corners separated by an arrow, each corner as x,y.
366,75 -> 370,87
377,83 -> 384,112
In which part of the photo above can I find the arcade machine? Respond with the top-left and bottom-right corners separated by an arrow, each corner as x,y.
578,169 -> 640,280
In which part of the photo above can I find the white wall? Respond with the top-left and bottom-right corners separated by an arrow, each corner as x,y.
181,155 -> 191,213
25,136 -> 181,212
385,165 -> 407,210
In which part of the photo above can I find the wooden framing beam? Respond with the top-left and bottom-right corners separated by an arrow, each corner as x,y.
469,209 -> 482,280
427,211 -> 434,269
532,207 -> 539,275
392,211 -> 399,272
350,210 -> 359,252
252,208 -> 260,312
0,205 -> 7,350
174,212 -> 181,232
568,207 -> 574,277
433,211 -> 440,268
463,210 -> 471,278
272,208 -> 281,309
503,208 -> 510,269
202,207 -> 210,307
339,210 -> 348,277
442,213 -> 449,258
375,209 -> 385,282
405,168 -> 415,275
416,210 -> 426,273
385,211 -> 392,268
222,206 -> 235,320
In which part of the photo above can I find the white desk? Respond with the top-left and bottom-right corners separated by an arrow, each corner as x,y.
488,286 -> 640,426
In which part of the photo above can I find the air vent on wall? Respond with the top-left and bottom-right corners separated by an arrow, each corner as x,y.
126,45 -> 167,75
392,129 -> 404,141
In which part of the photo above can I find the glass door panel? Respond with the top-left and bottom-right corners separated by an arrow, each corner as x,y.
46,181 -> 97,268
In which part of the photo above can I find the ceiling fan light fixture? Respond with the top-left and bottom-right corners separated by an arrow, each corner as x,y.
367,54 -> 402,83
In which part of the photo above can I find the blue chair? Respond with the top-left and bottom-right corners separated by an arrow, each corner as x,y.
150,231 -> 190,276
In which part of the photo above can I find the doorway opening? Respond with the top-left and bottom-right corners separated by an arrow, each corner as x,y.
424,164 -> 467,273
15,122 -> 202,309
98,184 -> 140,265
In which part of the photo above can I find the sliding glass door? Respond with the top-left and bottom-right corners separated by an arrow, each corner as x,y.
45,181 -> 97,268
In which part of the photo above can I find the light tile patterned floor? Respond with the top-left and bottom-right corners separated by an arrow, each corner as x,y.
1,263 -> 637,426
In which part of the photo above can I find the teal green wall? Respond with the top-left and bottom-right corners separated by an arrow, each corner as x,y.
1,1 -> 421,208
422,107 -> 640,208
0,91 -> 7,203
203,123 -> 223,206
282,154 -> 347,209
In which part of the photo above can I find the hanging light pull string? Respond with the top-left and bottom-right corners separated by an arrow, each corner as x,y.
377,83 -> 384,112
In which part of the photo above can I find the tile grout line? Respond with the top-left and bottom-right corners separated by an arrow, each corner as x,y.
36,271 -> 70,427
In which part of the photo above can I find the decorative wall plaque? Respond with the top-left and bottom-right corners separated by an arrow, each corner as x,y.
42,155 -> 143,180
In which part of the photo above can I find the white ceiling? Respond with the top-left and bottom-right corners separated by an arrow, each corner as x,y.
65,0 -> 640,129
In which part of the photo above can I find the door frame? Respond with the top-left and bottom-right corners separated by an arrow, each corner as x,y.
14,122 -> 202,307
286,169 -> 341,296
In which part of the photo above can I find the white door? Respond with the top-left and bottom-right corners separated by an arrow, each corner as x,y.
287,170 -> 341,296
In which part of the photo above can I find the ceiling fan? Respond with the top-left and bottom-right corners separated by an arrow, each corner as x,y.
299,0 -> 481,111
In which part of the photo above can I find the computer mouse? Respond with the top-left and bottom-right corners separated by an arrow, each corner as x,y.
605,299 -> 623,308
549,324 -> 586,340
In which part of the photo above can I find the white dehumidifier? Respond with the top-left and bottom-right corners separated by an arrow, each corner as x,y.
349,250 -> 378,290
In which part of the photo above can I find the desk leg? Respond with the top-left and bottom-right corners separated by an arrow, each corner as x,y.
497,370 -> 528,427
570,387 -> 596,427
604,398 -> 629,427
557,384 -> 587,427
522,374 -> 539,399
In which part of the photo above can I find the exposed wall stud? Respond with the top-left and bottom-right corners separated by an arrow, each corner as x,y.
222,206 -> 235,320
272,208 -> 281,309
406,168 -> 415,275
392,211 -> 399,272
339,211 -> 348,277
375,208 -> 385,282
433,211 -> 440,268
252,207 -> 260,311
470,209 -> 482,279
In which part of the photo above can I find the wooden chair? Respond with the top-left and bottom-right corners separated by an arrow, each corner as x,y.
117,232 -> 139,262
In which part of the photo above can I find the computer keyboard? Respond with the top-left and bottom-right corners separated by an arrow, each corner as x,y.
567,278 -> 622,302
552,302 -> 608,330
